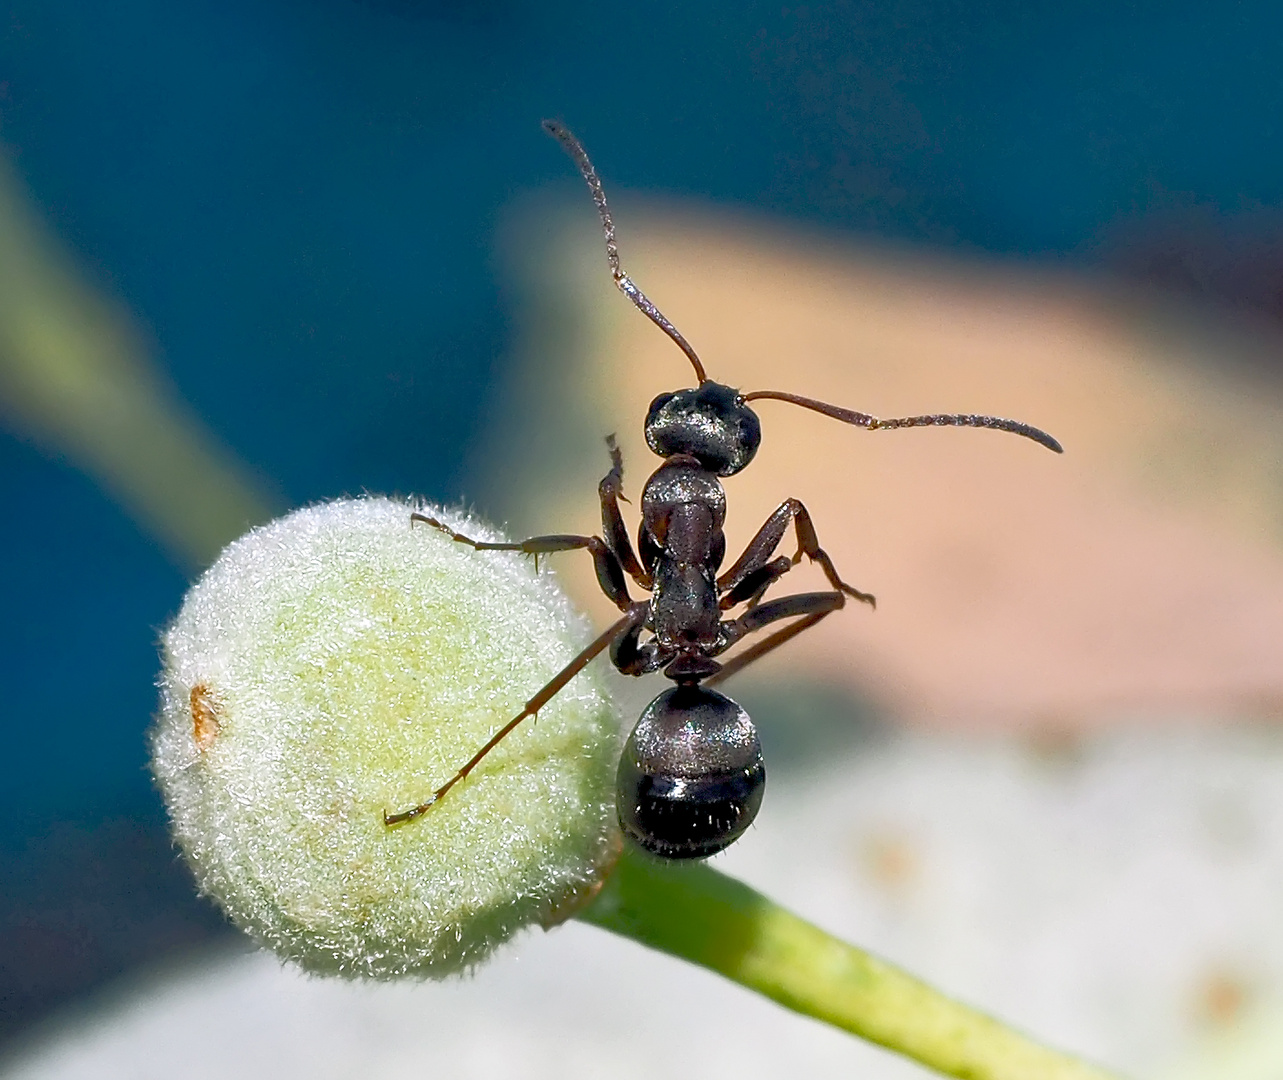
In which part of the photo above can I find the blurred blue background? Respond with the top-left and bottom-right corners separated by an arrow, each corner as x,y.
4,0 -> 1283,1044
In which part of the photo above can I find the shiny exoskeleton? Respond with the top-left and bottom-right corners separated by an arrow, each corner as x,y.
383,121 -> 1063,860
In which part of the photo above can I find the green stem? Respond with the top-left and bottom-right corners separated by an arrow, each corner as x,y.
578,847 -> 1123,1080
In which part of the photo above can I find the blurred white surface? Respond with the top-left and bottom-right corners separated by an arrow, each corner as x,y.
8,722 -> 1283,1080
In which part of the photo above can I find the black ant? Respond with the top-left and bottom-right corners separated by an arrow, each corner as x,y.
384,120 -> 1062,859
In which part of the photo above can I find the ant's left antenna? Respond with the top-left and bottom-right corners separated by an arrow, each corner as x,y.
543,119 -> 708,385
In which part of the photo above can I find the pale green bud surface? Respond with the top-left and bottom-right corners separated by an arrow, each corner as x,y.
152,497 -> 622,978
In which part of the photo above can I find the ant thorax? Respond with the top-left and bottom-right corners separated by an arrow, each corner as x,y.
639,458 -> 727,651
640,457 -> 727,551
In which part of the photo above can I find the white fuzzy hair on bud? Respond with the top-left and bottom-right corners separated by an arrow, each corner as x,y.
152,497 -> 622,978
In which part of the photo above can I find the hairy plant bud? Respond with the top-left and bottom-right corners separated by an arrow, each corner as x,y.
152,497 -> 621,978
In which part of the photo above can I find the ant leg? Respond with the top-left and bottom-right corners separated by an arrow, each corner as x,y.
712,498 -> 878,681
720,556 -> 793,610
717,504 -> 791,593
411,514 -> 633,612
610,606 -> 672,675
720,590 -> 847,646
718,499 -> 875,608
384,607 -> 644,824
714,590 -> 844,659
708,591 -> 846,687
600,435 -> 651,589
705,612 -> 830,688
411,513 -> 583,554
786,500 -> 877,608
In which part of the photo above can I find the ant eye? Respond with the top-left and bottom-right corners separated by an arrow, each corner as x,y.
647,390 -> 677,415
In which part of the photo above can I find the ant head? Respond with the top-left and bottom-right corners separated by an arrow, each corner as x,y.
644,381 -> 762,477
543,119 -> 1066,470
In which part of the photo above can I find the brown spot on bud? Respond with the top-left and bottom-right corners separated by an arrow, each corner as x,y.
190,683 -> 221,751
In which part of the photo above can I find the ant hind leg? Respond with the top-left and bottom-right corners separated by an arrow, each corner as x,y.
709,591 -> 845,687
705,611 -> 831,688
384,608 -> 643,824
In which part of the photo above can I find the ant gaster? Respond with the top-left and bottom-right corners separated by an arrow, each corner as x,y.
384,120 -> 1063,859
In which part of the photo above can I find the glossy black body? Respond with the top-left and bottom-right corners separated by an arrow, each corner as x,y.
597,375 -> 871,858
616,685 -> 765,859
384,122 -> 1058,861
609,401 -> 773,858
644,382 -> 762,476
533,119 -> 1052,859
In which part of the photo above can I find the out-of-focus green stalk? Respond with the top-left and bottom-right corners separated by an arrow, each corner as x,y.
0,151 -> 274,569
580,847 -> 1123,1080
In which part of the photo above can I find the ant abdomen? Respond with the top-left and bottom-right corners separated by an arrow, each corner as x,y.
616,684 -> 766,860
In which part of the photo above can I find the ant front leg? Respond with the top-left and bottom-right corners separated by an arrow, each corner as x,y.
384,608 -> 643,824
717,498 -> 876,609
599,435 -> 651,589
411,513 -> 633,612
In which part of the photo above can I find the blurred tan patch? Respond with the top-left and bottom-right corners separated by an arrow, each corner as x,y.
855,828 -> 921,895
1193,968 -> 1252,1031
481,203 -> 1283,731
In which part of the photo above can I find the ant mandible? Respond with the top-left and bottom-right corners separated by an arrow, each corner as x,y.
384,120 -> 1062,859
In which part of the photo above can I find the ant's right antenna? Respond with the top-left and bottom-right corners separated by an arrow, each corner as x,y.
743,389 -> 1064,453
543,119 -> 708,385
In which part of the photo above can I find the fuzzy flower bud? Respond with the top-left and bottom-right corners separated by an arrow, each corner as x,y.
151,497 -> 622,978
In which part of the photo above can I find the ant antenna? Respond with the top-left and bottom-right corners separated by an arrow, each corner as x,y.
543,119 -> 708,385
743,390 -> 1064,453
